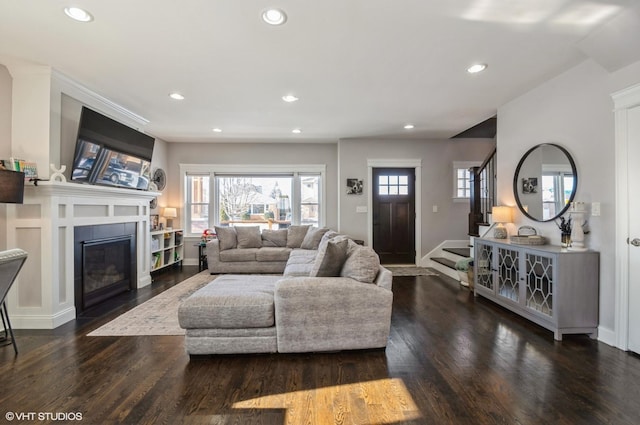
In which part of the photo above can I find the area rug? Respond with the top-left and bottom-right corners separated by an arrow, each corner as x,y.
87,271 -> 215,337
385,266 -> 439,277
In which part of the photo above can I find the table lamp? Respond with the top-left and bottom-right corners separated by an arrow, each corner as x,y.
492,206 -> 513,239
163,207 -> 177,230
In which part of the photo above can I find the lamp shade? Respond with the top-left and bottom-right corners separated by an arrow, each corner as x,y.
0,170 -> 25,204
492,206 -> 513,224
163,207 -> 177,218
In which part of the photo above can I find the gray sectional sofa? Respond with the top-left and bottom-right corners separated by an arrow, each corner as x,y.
206,225 -> 325,274
179,227 -> 393,355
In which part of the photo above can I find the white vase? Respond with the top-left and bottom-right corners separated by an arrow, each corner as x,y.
568,209 -> 587,251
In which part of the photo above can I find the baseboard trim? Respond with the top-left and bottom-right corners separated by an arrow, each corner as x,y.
597,325 -> 618,348
11,307 -> 76,329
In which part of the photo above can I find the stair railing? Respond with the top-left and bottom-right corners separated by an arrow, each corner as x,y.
468,147 -> 497,236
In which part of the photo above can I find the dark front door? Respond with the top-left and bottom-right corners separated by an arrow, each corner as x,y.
372,168 -> 415,264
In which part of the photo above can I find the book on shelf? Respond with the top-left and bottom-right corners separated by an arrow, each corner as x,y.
152,253 -> 161,269
3,158 -> 38,179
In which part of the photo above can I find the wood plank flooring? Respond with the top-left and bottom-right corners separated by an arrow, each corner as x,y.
1,267 -> 639,424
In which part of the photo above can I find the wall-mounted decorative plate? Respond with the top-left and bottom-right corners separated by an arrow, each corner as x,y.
152,168 -> 166,191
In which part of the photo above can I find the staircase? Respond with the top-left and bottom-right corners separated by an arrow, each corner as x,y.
426,241 -> 473,284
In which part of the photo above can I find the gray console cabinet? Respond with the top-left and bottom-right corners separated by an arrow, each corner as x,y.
474,238 -> 599,340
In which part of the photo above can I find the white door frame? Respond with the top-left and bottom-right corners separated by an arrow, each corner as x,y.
613,82 -> 640,350
367,159 -> 422,265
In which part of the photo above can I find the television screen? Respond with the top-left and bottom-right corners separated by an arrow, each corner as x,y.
70,107 -> 155,190
71,143 -> 151,190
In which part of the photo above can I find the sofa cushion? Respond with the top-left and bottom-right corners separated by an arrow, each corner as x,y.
215,226 -> 237,251
341,240 -> 381,283
219,248 -> 259,262
236,226 -> 262,249
283,248 -> 318,277
300,227 -> 330,250
178,275 -> 279,329
310,238 -> 349,277
286,225 -> 311,248
261,229 -> 288,247
256,247 -> 292,262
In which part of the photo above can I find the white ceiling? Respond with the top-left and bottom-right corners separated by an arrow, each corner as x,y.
1,0 -> 639,143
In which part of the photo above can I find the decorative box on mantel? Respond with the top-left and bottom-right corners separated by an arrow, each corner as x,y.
4,181 -> 160,329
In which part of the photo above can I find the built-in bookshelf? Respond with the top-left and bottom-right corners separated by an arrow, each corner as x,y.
150,229 -> 184,272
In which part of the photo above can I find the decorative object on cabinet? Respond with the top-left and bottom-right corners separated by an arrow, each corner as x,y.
150,228 -> 184,272
491,205 -> 513,239
151,168 -> 167,191
474,237 -> 599,340
510,226 -> 547,245
568,202 -> 588,251
556,216 -> 572,248
163,207 -> 177,230
513,143 -> 577,222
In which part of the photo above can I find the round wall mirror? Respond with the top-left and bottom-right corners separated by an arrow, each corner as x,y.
513,143 -> 577,222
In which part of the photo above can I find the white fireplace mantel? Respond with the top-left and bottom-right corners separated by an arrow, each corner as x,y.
5,181 -> 159,329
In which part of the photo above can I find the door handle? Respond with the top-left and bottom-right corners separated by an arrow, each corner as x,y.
630,238 -> 640,247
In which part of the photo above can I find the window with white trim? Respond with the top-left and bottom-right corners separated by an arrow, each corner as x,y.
453,161 -> 480,202
183,166 -> 324,236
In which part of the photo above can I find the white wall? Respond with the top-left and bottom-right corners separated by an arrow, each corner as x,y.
0,65 -> 12,250
165,142 -> 338,227
166,142 -> 338,262
497,58 -> 640,341
338,138 -> 496,257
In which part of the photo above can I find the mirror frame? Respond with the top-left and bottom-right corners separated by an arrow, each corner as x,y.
512,143 -> 577,222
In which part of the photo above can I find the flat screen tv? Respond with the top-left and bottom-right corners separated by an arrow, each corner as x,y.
70,107 -> 155,190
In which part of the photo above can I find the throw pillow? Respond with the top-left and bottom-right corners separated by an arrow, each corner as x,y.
261,229 -> 288,247
235,226 -> 262,249
300,227 -> 330,250
310,238 -> 349,277
286,225 -> 311,248
214,226 -> 237,251
341,240 -> 381,283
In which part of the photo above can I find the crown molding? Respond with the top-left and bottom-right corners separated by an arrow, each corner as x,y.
52,69 -> 150,129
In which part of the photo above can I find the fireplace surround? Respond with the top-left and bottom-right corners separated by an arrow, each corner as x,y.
4,181 -> 157,329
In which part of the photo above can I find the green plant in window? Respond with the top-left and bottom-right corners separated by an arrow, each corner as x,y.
220,208 -> 229,222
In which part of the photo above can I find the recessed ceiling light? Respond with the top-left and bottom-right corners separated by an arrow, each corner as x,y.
404,124 -> 415,130
64,7 -> 93,22
212,128 -> 222,133
262,8 -> 287,25
467,63 -> 487,74
282,95 -> 299,103
292,128 -> 302,134
169,93 -> 185,100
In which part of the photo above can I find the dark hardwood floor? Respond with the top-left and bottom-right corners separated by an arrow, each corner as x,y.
1,267 -> 639,424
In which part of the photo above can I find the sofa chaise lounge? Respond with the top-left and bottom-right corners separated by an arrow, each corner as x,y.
179,230 -> 393,355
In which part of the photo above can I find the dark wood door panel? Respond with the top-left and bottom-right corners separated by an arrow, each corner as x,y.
372,167 -> 415,264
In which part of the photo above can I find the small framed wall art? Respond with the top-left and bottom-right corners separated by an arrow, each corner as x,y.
346,178 -> 363,195
522,177 -> 538,194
